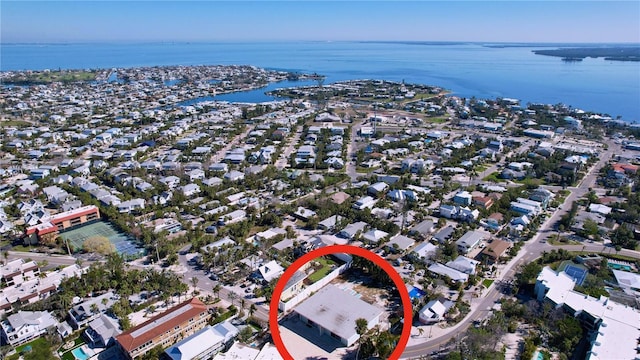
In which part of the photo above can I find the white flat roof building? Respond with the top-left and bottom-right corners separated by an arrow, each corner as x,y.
165,322 -> 239,360
293,284 -> 384,346
534,267 -> 640,360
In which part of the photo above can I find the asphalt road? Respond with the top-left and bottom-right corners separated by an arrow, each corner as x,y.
176,245 -> 270,322
6,251 -> 80,268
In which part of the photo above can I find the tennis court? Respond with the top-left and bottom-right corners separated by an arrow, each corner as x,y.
58,221 -> 145,259
562,264 -> 588,286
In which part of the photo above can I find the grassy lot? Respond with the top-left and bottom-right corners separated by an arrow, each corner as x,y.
483,172 -> 506,183
7,338 -> 52,360
308,257 -> 336,283
482,279 -> 494,288
4,70 -> 98,84
514,178 -> 544,187
356,166 -> 380,173
0,120 -> 32,127
424,116 -> 449,124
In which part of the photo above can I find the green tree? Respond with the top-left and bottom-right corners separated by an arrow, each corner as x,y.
355,318 -> 368,360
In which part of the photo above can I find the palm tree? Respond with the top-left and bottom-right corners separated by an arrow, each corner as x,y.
212,284 -> 221,299
249,304 -> 257,318
355,318 -> 368,360
190,276 -> 199,293
417,327 -> 424,338
228,291 -> 238,307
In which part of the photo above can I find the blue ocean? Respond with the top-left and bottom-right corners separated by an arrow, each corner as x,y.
2,41 -> 639,121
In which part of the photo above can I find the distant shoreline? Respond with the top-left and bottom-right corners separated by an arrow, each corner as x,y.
532,47 -> 640,62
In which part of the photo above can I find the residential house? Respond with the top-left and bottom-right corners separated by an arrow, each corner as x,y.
480,239 -> 512,263
293,207 -> 316,222
223,170 -> 245,182
84,314 -> 122,348
418,299 -> 453,324
68,292 -> 119,329
455,230 -> 486,254
338,221 -> 368,240
181,184 -> 201,197
318,215 -> 339,231
409,219 -> 436,240
255,260 -> 284,283
427,263 -> 468,283
386,235 -> 415,253
410,242 -> 437,263
0,311 -> 59,346
367,182 -> 389,197
453,191 -> 472,206
218,210 -> 246,226
353,196 -> 376,210
445,256 -> 479,275
433,226 -> 455,244
117,199 -> 145,214
362,229 -> 389,244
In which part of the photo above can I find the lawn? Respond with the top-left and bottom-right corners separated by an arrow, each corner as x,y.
308,257 -> 336,283
424,116 -> 449,124
7,338 -> 52,360
482,279 -> 494,288
483,172 -> 506,183
58,336 -> 85,360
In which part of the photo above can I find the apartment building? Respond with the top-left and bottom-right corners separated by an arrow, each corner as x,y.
115,298 -> 210,359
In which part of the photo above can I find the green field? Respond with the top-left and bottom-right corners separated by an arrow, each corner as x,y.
482,279 -> 494,288
4,70 -> 98,85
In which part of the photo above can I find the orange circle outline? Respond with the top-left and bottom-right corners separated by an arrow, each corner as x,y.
269,244 -> 412,360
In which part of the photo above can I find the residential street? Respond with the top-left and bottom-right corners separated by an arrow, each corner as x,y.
401,140 -> 633,358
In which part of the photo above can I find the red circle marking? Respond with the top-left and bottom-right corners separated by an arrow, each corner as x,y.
269,244 -> 412,360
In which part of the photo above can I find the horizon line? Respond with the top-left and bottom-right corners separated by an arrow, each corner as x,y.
2,40 -> 640,46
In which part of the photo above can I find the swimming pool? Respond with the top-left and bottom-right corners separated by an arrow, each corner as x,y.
72,347 -> 89,360
608,263 -> 632,271
408,287 -> 426,299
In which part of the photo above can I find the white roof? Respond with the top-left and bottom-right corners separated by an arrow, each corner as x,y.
362,229 -> 389,243
611,269 -> 640,293
254,343 -> 284,360
165,322 -> 239,360
258,260 -> 284,282
293,284 -> 383,343
213,342 -> 260,360
588,203 -> 612,215
412,242 -> 437,258
537,267 -> 640,360
428,263 -> 468,282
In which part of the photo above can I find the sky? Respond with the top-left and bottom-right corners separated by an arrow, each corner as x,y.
1,1 -> 639,43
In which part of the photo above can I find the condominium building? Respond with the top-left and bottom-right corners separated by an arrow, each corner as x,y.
115,298 -> 210,359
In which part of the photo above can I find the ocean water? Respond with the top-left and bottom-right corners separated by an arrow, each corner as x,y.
1,41 -> 639,121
